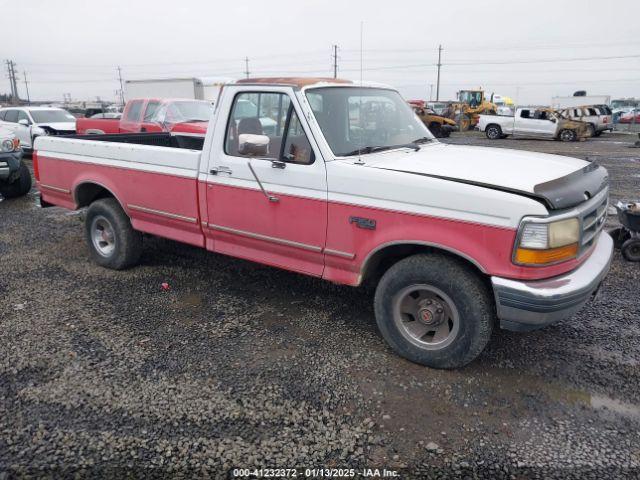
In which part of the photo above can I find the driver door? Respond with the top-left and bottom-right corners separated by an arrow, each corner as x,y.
204,87 -> 328,276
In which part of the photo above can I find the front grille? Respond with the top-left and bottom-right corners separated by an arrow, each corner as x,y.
580,193 -> 608,253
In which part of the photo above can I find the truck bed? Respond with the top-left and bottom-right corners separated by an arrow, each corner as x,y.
69,132 -> 205,150
35,133 -> 205,247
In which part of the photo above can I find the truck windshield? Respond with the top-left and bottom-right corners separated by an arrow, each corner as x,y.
31,110 -> 76,123
305,87 -> 433,157
165,101 -> 213,123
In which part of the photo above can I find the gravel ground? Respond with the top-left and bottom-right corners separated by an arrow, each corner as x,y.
1,132 -> 639,479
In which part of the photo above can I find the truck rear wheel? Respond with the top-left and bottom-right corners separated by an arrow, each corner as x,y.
485,125 -> 502,140
85,198 -> 142,270
0,162 -> 32,198
374,254 -> 493,369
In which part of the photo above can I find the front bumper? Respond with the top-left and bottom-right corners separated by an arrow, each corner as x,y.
492,232 -> 613,332
0,150 -> 23,182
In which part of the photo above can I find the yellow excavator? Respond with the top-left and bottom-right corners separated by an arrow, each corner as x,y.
444,89 -> 497,131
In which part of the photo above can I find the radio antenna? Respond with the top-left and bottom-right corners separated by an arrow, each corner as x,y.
355,20 -> 365,165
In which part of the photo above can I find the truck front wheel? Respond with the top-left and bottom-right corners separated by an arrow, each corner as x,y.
559,129 -> 577,142
374,254 -> 493,369
85,198 -> 142,270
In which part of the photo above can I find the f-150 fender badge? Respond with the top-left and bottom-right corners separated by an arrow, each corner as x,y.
349,216 -> 376,230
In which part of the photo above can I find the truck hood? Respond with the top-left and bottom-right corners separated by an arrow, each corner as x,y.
353,143 -> 608,209
36,122 -> 77,132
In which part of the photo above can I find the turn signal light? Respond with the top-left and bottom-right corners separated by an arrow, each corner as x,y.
515,243 -> 579,265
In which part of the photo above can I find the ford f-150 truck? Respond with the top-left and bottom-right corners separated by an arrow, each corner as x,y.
75,98 -> 213,136
478,107 -> 590,141
34,77 -> 613,369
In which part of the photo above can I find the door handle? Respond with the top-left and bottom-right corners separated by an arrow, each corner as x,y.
210,166 -> 233,175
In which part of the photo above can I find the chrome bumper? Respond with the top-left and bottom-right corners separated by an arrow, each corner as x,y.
492,232 -> 613,331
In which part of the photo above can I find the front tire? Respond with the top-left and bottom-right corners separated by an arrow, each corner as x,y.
0,162 -> 32,198
85,198 -> 142,269
429,123 -> 442,138
374,254 -> 493,369
559,129 -> 577,142
621,238 -> 640,262
485,125 -> 502,140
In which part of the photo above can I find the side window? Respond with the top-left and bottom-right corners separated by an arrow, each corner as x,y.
225,92 -> 291,159
520,109 -> 530,119
125,101 -> 143,122
587,108 -> 598,116
282,108 -> 314,165
4,110 -> 18,123
17,111 -> 30,124
143,101 -> 161,122
0,111 -> 6,121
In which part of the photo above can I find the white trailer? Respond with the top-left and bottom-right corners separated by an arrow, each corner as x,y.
551,95 -> 611,109
124,77 -> 232,103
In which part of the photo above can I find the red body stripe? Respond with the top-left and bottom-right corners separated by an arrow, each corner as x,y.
37,155 -> 590,285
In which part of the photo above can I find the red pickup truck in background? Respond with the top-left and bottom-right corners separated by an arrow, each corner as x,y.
76,98 -> 213,135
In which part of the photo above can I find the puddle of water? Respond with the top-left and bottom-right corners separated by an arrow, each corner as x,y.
547,384 -> 640,420
590,395 -> 640,420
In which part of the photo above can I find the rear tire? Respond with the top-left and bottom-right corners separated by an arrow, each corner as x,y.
374,254 -> 493,369
85,198 -> 142,270
0,162 -> 32,198
485,124 -> 502,140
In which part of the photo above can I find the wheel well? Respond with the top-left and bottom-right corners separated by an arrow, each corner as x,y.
75,182 -> 116,208
360,243 -> 487,288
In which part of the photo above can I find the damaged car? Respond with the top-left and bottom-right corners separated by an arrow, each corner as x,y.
0,125 -> 31,198
0,107 -> 76,152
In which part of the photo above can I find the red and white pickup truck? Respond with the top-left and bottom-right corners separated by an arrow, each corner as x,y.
75,98 -> 212,136
34,77 -> 613,369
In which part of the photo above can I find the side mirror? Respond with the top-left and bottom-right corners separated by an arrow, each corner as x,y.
18,119 -> 30,126
238,133 -> 269,156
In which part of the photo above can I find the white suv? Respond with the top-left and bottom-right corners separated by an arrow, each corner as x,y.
0,107 -> 76,151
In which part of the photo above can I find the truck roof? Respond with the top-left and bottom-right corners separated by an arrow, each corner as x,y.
235,77 -> 353,88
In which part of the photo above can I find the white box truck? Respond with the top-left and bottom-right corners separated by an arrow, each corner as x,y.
124,77 -> 230,103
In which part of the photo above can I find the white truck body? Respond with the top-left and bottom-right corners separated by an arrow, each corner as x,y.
33,77 -> 613,369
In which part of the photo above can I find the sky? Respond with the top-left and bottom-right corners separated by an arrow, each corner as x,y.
3,0 -> 639,105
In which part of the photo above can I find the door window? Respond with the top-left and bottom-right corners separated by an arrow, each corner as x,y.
520,109 -> 530,119
17,111 -> 31,124
225,92 -> 314,164
125,101 -> 143,122
4,110 -> 18,123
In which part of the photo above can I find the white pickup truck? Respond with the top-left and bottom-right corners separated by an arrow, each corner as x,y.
34,77 -> 613,369
478,107 -> 590,142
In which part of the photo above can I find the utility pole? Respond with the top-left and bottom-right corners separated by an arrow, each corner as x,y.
332,45 -> 339,78
244,57 -> 250,79
429,84 -> 433,101
117,66 -> 125,106
5,60 -> 19,104
23,70 -> 30,105
436,44 -> 442,101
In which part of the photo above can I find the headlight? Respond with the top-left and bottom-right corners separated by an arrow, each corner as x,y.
514,218 -> 580,265
1,138 -> 14,152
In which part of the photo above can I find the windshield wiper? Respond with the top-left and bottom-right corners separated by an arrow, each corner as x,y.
342,143 -> 420,157
412,136 -> 433,144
